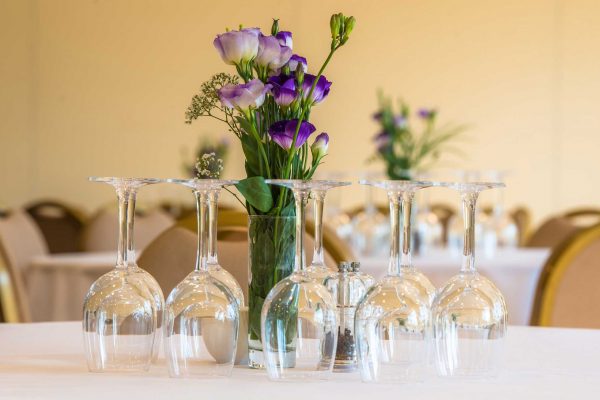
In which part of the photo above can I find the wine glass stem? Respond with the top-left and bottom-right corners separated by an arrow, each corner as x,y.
116,188 -> 131,268
207,189 -> 219,266
293,188 -> 309,273
312,190 -> 326,267
461,191 -> 478,273
194,190 -> 209,272
388,190 -> 414,275
125,190 -> 137,266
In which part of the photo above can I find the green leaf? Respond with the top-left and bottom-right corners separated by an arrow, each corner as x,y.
236,176 -> 273,212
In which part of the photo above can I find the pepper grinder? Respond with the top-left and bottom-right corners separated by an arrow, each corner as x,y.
326,261 -> 368,372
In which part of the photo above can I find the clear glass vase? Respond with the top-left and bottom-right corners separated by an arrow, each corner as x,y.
247,214 -> 295,369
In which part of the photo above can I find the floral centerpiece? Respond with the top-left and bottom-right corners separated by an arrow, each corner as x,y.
371,93 -> 466,179
185,13 -> 355,366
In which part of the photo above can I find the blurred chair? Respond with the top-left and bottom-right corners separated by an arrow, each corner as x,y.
25,200 -> 85,253
140,211 -> 352,298
530,223 -> 600,328
511,206 -> 532,246
0,241 -> 31,322
0,210 -> 48,276
348,204 -> 389,218
82,208 -> 174,252
526,207 -> 600,249
430,203 -> 456,245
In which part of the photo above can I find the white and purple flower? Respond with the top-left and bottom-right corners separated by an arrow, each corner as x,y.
302,74 -> 332,104
255,35 -> 292,71
287,54 -> 308,72
268,75 -> 297,107
213,28 -> 260,65
269,119 -> 316,149
275,31 -> 293,49
417,108 -> 436,119
311,132 -> 329,159
218,79 -> 270,111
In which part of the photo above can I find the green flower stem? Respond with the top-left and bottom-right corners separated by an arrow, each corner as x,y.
245,110 -> 271,179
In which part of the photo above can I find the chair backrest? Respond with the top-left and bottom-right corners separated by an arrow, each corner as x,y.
525,216 -> 581,249
0,210 -> 48,274
561,208 -> 600,227
430,203 -> 457,245
511,206 -> 532,246
531,223 -> 600,328
82,208 -> 174,252
0,241 -> 31,322
25,200 -> 85,253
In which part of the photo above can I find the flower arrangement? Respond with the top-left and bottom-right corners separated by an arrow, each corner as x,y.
184,13 -> 355,366
372,93 -> 467,179
186,14 -> 354,213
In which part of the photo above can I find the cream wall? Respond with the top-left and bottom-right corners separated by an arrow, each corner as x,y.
1,0 -> 600,223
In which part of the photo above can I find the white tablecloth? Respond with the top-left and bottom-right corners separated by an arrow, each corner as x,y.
0,322 -> 598,399
361,248 -> 551,326
27,252 -> 117,321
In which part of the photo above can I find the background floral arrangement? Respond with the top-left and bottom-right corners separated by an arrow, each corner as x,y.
372,93 -> 467,179
183,136 -> 229,178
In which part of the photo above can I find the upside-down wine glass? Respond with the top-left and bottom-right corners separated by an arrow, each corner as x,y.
355,180 -> 437,383
262,180 -> 338,381
432,182 -> 508,378
306,180 -> 351,283
206,184 -> 244,306
164,179 -> 239,378
83,177 -> 165,372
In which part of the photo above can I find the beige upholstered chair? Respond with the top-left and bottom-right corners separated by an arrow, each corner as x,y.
0,210 -> 48,275
531,223 -> 600,328
82,208 -> 174,252
527,217 -> 584,249
0,241 -> 31,322
25,200 -> 86,253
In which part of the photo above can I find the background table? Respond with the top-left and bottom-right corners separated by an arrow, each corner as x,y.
1,322 -> 598,399
27,252 -> 117,321
361,247 -> 550,325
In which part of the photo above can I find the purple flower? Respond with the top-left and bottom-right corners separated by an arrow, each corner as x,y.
287,54 -> 307,72
213,28 -> 260,65
311,132 -> 329,159
302,74 -> 332,104
275,31 -> 293,49
373,131 -> 391,150
269,119 -> 316,149
418,108 -> 436,119
268,75 -> 297,107
218,79 -> 270,111
255,35 -> 292,70
394,115 -> 407,129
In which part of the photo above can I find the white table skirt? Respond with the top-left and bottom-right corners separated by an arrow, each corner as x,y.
361,248 -> 551,326
0,322 -> 598,399
27,252 -> 118,321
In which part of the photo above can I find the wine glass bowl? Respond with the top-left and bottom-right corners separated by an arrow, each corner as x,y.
164,179 -> 240,378
261,180 -> 341,381
432,182 -> 508,378
83,177 -> 164,372
355,180 -> 437,383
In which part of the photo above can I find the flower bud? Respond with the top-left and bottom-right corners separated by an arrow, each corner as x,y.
311,132 -> 329,160
330,14 -> 340,39
295,65 -> 304,86
271,19 -> 279,35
